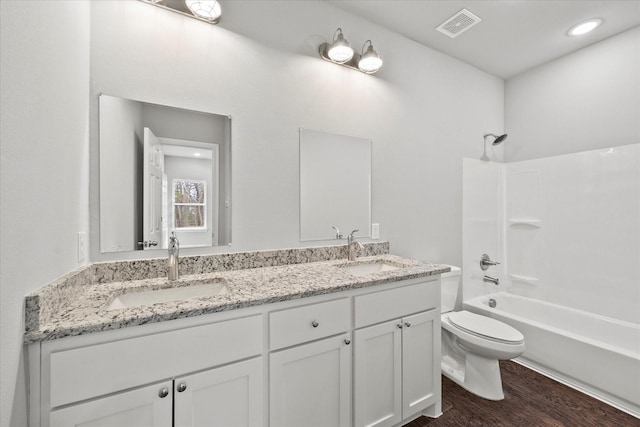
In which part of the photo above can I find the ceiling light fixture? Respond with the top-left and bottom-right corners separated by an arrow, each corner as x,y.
138,0 -> 222,24
319,29 -> 383,75
185,0 -> 222,22
568,19 -> 602,36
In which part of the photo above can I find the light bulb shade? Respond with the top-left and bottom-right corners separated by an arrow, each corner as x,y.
358,44 -> 383,74
327,30 -> 354,64
185,0 -> 221,21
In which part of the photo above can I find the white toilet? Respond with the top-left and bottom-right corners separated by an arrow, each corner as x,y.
440,266 -> 525,400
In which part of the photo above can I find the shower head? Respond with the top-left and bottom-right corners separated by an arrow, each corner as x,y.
484,133 -> 508,145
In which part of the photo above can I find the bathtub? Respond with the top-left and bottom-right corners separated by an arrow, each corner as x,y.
464,292 -> 640,418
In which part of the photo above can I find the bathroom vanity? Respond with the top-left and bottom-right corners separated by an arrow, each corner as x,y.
24,246 -> 447,427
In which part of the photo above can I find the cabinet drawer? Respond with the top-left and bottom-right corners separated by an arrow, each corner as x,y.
270,298 -> 350,350
355,281 -> 438,328
50,314 -> 263,408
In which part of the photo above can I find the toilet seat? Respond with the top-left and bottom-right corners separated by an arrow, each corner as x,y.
448,311 -> 524,344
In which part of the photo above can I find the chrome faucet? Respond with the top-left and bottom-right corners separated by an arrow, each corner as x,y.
347,229 -> 365,261
168,232 -> 180,281
332,225 -> 343,240
483,275 -> 499,285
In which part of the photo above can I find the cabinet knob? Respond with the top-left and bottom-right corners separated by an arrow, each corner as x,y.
158,387 -> 169,398
404,322 -> 411,328
397,323 -> 403,329
311,320 -> 319,328
177,382 -> 187,393
344,339 -> 351,345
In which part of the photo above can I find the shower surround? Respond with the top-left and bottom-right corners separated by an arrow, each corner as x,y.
462,143 -> 640,415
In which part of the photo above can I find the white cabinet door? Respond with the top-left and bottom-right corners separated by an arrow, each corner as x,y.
174,357 -> 263,427
354,319 -> 403,427
270,333 -> 352,427
402,310 -> 439,419
354,309 -> 439,427
49,380 -> 172,427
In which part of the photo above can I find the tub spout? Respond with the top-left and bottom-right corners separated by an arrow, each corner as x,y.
484,275 -> 499,285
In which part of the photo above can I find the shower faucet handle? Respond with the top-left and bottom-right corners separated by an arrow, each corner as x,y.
480,254 -> 501,271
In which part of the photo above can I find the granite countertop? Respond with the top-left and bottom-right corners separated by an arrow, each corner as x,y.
24,253 -> 449,344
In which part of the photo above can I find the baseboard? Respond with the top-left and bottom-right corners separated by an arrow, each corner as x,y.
513,357 -> 640,419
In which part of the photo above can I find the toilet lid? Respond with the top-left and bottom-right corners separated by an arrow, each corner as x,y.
448,311 -> 524,343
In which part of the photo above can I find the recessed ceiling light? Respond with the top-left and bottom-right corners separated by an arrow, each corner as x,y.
568,19 -> 602,36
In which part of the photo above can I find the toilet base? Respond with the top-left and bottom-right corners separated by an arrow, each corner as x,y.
441,353 -> 505,400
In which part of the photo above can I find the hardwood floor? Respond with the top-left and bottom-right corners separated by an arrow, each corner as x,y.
404,361 -> 639,427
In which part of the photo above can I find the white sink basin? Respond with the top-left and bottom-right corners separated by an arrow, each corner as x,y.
340,262 -> 401,276
108,281 -> 229,310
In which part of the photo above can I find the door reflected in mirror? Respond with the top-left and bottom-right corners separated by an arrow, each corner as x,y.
99,94 -> 231,253
299,128 -> 371,241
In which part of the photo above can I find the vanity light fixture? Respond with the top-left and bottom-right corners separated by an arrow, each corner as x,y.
568,18 -> 602,36
139,0 -> 222,24
185,0 -> 222,22
327,28 -> 354,63
358,40 -> 383,74
319,29 -> 384,74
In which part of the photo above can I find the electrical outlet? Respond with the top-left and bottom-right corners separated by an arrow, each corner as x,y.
371,223 -> 380,239
77,232 -> 87,263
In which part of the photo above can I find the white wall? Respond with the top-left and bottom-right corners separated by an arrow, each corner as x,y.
505,26 -> 640,162
89,0 -> 504,263
0,2 -> 90,426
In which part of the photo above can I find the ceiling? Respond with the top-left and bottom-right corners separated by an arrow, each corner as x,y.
327,0 -> 640,79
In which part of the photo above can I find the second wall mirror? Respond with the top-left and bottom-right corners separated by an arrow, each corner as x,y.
299,128 -> 371,241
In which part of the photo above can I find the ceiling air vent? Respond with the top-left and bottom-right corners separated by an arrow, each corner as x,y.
436,8 -> 482,38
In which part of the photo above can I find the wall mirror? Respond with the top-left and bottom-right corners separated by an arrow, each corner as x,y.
99,94 -> 231,253
299,128 -> 371,241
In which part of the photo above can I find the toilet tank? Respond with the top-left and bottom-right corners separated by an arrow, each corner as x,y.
440,265 -> 461,313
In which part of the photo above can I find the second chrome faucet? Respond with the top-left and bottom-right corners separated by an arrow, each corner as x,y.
347,229 -> 364,261
168,232 -> 180,281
